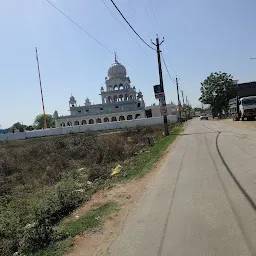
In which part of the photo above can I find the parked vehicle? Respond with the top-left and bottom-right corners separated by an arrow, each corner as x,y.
229,82 -> 256,121
200,113 -> 208,120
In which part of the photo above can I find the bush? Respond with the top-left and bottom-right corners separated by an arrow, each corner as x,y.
0,150 -> 18,176
32,177 -> 84,225
19,219 -> 53,253
87,165 -> 110,182
0,238 -> 17,256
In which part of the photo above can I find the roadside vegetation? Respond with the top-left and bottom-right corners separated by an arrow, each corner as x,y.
0,124 -> 182,256
199,71 -> 236,117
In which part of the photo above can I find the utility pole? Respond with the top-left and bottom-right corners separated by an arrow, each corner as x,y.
152,36 -> 169,136
176,77 -> 182,124
186,96 -> 190,119
35,47 -> 47,129
180,89 -> 187,121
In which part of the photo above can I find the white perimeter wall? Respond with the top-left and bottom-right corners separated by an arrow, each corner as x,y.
0,115 -> 177,142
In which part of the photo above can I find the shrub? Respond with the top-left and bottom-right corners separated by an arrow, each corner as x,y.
19,219 -> 53,253
32,177 -> 84,225
0,238 -> 17,256
87,165 -> 110,182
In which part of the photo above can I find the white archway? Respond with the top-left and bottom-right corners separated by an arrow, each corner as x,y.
111,116 -> 117,122
104,117 -> 109,122
119,115 -> 125,121
127,115 -> 133,120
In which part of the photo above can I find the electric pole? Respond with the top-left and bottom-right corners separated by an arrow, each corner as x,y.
186,96 -> 190,119
176,77 -> 182,124
35,47 -> 47,129
180,89 -> 187,121
152,36 -> 169,136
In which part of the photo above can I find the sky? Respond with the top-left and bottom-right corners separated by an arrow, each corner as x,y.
0,0 -> 256,128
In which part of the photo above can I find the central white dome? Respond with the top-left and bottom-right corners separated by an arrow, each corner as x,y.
108,60 -> 127,78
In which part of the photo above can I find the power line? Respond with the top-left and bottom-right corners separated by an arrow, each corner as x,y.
145,1 -> 176,75
144,0 -> 177,81
161,52 -> 176,85
147,0 -> 161,31
45,0 -> 133,68
127,0 -> 136,13
110,0 -> 156,51
100,0 -> 142,48
102,0 -> 152,60
45,0 -> 114,54
139,0 -> 156,33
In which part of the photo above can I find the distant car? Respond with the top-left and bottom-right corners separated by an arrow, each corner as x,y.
200,114 -> 208,120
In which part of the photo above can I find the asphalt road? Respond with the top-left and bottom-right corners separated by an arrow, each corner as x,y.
109,119 -> 256,256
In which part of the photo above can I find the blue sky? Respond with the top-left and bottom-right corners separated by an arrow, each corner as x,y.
0,0 -> 255,128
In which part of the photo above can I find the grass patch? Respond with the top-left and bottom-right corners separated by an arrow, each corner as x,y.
59,202 -> 119,237
28,202 -> 119,256
122,125 -> 183,179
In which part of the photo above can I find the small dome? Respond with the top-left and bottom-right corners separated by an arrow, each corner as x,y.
108,59 -> 126,78
85,97 -> 91,106
69,95 -> 76,104
53,110 -> 59,118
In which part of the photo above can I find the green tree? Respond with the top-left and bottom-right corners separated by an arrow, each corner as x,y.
34,114 -> 55,129
199,72 -> 237,116
194,107 -> 203,114
10,122 -> 27,132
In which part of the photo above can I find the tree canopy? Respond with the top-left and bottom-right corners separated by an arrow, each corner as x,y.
10,122 -> 27,132
199,72 -> 237,115
34,114 -> 55,129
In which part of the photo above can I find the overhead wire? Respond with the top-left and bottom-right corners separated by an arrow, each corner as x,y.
135,0 -> 177,86
127,0 -> 136,14
161,52 -> 176,85
144,0 -> 178,82
147,0 -> 161,31
100,0 -> 142,49
44,0 -> 132,67
110,0 -> 156,51
45,0 -> 113,54
139,0 -> 157,34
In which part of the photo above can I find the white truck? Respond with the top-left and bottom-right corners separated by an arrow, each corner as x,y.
229,82 -> 256,121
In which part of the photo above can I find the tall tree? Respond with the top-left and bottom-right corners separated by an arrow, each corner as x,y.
10,122 -> 27,132
34,114 -> 55,129
199,72 -> 237,116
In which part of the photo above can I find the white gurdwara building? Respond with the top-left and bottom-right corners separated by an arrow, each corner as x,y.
55,57 -> 146,127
